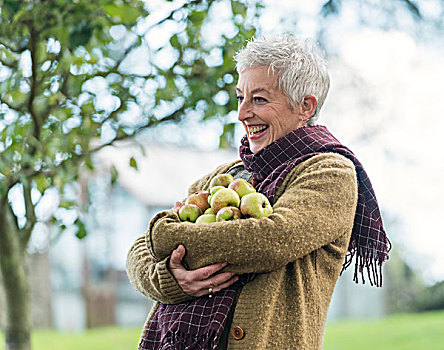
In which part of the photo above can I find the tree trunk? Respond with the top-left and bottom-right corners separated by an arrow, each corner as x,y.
0,199 -> 32,350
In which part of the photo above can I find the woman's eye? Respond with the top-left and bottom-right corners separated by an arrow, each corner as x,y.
236,95 -> 243,102
254,96 -> 267,103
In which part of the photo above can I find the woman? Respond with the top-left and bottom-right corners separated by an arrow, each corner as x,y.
126,35 -> 391,350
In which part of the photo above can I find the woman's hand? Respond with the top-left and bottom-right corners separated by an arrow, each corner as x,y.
172,201 -> 183,214
168,245 -> 239,298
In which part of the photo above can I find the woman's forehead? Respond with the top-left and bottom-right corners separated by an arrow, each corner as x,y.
236,66 -> 278,92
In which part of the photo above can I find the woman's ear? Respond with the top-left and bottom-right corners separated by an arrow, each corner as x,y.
300,95 -> 318,122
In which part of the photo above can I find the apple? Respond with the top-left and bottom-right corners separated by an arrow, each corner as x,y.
228,178 -> 256,198
208,185 -> 225,205
204,208 -> 215,215
216,206 -> 242,222
178,204 -> 202,222
196,213 -> 217,224
186,190 -> 210,212
210,188 -> 240,213
240,192 -> 273,219
210,185 -> 225,195
209,173 -> 234,188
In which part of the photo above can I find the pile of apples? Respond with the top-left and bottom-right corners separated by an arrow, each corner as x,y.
177,173 -> 273,223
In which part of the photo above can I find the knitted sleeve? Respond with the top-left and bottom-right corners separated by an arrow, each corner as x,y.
148,154 -> 358,274
126,235 -> 192,304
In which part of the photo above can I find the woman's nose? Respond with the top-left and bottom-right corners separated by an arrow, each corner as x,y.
238,100 -> 252,122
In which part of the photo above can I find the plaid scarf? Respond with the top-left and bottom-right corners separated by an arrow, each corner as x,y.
140,275 -> 250,350
239,125 -> 391,287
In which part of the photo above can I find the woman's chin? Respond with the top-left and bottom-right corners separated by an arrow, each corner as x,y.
249,141 -> 268,154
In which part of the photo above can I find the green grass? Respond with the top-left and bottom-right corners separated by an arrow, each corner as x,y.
0,327 -> 141,350
323,310 -> 444,350
1,310 -> 443,350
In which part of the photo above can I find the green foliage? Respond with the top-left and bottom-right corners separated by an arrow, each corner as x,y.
413,281 -> 444,311
129,156 -> 138,170
74,218 -> 87,239
0,0 -> 149,233
384,249 -> 444,313
0,0 -> 260,241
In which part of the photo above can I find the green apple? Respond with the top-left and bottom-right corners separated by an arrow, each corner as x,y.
210,188 -> 240,213
178,204 -> 202,222
186,190 -> 210,212
209,173 -> 234,188
204,208 -> 215,215
228,178 -> 256,198
208,185 -> 225,205
240,192 -> 273,219
216,206 -> 242,221
210,185 -> 225,195
196,213 -> 217,224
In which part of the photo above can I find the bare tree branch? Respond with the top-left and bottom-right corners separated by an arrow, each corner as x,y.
0,39 -> 28,54
21,180 -> 37,248
400,0 -> 421,19
89,105 -> 185,153
27,26 -> 42,142
0,97 -> 26,114
0,57 -> 18,69
6,199 -> 21,233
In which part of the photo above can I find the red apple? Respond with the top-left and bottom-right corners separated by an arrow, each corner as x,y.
210,188 -> 240,213
216,206 -> 242,221
228,178 -> 256,198
208,185 -> 225,205
186,190 -> 210,212
209,173 -> 234,188
240,192 -> 273,219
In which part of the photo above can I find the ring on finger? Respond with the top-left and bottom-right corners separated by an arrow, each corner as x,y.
208,287 -> 213,298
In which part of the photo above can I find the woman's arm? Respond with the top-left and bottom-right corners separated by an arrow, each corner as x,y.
126,236 -> 193,304
149,154 -> 358,274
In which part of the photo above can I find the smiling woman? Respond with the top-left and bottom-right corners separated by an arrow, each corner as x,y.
126,34 -> 390,350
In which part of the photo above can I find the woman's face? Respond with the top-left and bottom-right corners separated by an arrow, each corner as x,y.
236,66 -> 308,154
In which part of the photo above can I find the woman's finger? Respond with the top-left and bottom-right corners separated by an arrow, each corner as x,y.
171,201 -> 183,213
207,271 -> 237,287
192,274 -> 240,298
211,275 -> 240,294
189,262 -> 228,281
169,245 -> 186,268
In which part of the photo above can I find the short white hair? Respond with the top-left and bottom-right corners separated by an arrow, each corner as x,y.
234,35 -> 330,125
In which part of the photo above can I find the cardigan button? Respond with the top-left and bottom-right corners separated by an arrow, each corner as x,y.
232,326 -> 245,340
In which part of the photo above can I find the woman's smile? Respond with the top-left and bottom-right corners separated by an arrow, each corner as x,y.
247,124 -> 269,138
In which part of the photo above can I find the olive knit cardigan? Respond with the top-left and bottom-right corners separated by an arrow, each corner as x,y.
126,153 -> 358,350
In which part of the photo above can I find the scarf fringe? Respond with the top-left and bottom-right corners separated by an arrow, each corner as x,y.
340,241 -> 391,287
159,330 -> 219,350
139,329 -> 219,350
